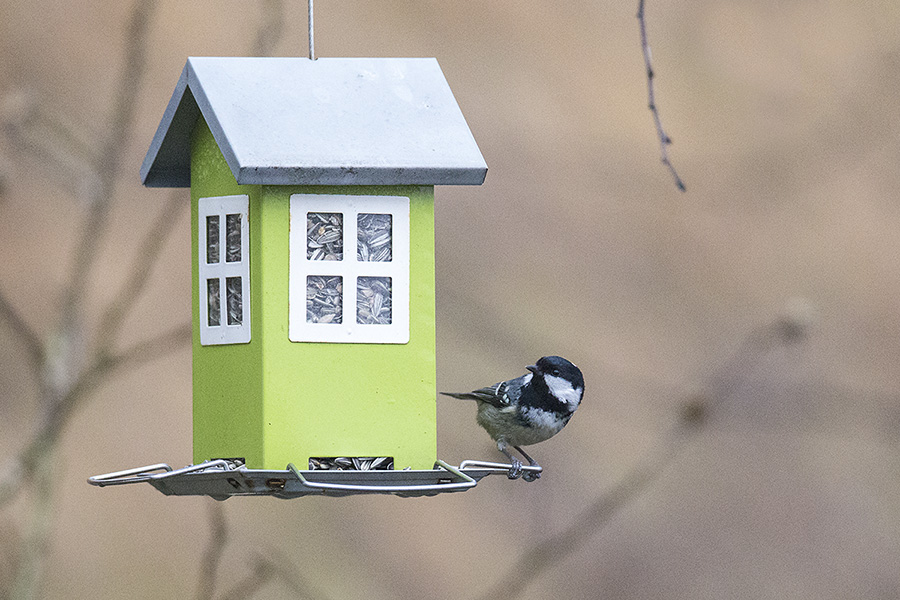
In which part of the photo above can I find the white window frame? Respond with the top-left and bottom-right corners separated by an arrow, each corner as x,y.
198,195 -> 251,345
289,194 -> 410,344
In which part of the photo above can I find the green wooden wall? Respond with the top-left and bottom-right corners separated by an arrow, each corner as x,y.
190,118 -> 437,470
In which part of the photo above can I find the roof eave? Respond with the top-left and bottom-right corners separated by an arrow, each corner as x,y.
233,164 -> 487,186
141,57 -> 488,188
140,65 -> 195,188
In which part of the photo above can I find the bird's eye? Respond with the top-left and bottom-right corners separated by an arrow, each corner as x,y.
552,369 -> 560,376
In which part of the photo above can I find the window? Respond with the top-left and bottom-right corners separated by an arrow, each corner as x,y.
199,195 -> 250,345
289,194 -> 409,344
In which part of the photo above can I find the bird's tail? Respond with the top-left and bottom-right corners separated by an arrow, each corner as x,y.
439,391 -> 480,401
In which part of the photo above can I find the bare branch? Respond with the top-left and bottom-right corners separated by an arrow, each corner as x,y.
217,559 -> 274,600
9,445 -> 56,600
0,457 -> 25,508
217,548 -> 335,600
2,4 -> 163,598
0,322 -> 190,510
474,308 -> 814,600
96,189 -> 188,351
196,502 -> 229,600
101,322 -> 192,376
250,0 -> 285,58
38,322 -> 192,446
61,0 -> 157,319
0,89 -> 101,197
637,0 -> 686,192
0,288 -> 43,367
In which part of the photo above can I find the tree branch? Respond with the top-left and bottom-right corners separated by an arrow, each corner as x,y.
637,0 -> 686,192
196,502 -> 229,600
474,308 -> 813,600
0,321 -> 190,510
0,289 -> 43,367
96,189 -> 188,351
250,0 -> 285,58
217,548 -> 335,600
61,0 -> 156,320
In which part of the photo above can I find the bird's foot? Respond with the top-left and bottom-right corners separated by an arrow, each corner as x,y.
512,445 -> 541,482
522,466 -> 541,482
506,457 -> 523,480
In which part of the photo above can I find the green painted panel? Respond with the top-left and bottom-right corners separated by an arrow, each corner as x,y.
191,119 -> 265,467
257,184 -> 436,470
190,117 -> 437,471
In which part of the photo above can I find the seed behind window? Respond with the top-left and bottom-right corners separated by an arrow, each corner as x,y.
357,213 -> 392,262
307,275 -> 343,323
225,213 -> 242,262
207,279 -> 220,326
206,216 -> 220,264
357,276 -> 392,324
225,277 -> 243,325
307,212 -> 343,261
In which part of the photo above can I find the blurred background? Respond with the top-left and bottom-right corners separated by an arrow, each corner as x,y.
2,0 -> 900,598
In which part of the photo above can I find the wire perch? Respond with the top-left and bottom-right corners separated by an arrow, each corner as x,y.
637,0 -> 686,192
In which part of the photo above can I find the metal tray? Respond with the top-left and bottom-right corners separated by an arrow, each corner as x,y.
88,459 -> 539,499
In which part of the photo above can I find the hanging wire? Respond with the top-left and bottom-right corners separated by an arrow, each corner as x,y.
308,0 -> 316,60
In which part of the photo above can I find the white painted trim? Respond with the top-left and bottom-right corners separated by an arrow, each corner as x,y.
198,195 -> 251,345
289,194 -> 410,344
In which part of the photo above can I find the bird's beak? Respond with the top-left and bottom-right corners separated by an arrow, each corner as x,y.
526,365 -> 538,374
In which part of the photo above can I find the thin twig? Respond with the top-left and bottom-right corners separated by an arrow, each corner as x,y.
217,548 -> 335,600
196,502 -> 229,600
474,312 -> 812,600
101,322 -> 192,375
217,560 -> 274,600
96,189 -> 188,351
0,89 -> 101,197
60,0 -> 156,323
637,0 -> 686,192
0,321 -> 191,510
250,0 -> 285,57
9,443 -> 56,600
0,289 -> 43,367
41,322 -> 192,445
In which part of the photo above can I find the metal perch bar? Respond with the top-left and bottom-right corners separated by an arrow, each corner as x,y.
88,458 -> 540,497
286,460 -> 476,494
459,459 -> 542,477
87,463 -> 173,486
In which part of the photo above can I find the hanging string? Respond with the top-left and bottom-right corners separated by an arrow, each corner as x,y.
308,0 -> 316,60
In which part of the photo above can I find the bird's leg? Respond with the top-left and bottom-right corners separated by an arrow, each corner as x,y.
497,441 -> 523,479
513,445 -> 541,482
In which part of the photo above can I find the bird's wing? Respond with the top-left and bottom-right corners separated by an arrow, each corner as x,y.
441,375 -> 530,409
440,381 -> 508,408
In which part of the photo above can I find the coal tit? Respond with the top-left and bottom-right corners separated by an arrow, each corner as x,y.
441,356 -> 584,481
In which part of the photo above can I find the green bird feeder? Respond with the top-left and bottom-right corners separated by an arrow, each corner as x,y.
88,55 -> 539,498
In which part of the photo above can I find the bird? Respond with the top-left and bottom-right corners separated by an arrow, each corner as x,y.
441,355 -> 584,481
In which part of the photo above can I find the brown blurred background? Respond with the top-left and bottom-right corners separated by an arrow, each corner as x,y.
2,0 -> 900,598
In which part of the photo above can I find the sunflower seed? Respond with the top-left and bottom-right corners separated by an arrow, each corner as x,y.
357,213 -> 392,262
206,216 -> 220,263
357,276 -> 392,324
307,275 -> 342,323
308,457 -> 394,471
225,213 -> 242,262
207,279 -> 220,326
225,276 -> 243,325
307,212 -> 343,260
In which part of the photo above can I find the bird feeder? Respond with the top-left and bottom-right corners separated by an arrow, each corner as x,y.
88,56 -> 538,498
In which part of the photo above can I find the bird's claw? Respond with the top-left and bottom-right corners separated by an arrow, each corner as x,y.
506,458 -> 523,480
522,468 -> 541,482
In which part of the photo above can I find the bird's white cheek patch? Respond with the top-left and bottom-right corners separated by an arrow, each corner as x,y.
544,375 -> 583,409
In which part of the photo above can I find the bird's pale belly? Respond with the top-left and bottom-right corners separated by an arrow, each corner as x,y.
476,404 -> 567,447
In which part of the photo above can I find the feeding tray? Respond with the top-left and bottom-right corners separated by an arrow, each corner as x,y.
88,459 -> 540,499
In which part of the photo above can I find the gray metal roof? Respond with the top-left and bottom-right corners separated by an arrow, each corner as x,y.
141,57 -> 487,187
